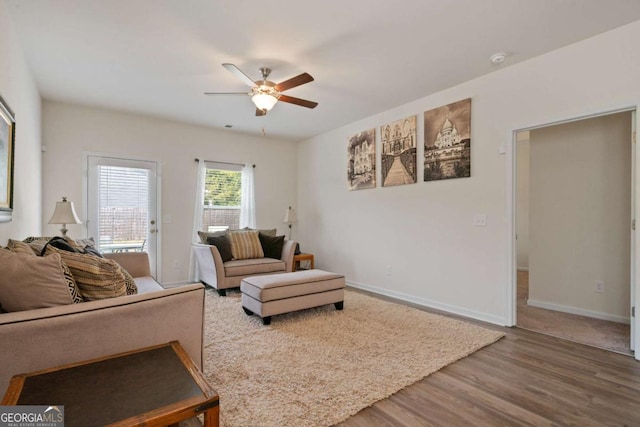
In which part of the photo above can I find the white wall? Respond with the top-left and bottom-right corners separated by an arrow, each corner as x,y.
0,3 -> 42,245
515,133 -> 530,271
297,20 -> 640,325
528,113 -> 631,322
42,101 -> 297,284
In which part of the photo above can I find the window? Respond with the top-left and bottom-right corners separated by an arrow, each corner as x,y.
201,164 -> 242,231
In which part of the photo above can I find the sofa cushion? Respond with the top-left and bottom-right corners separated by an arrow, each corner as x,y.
44,246 -> 128,301
229,230 -> 264,260
7,239 -> 37,256
258,233 -> 285,259
133,276 -> 163,293
224,258 -> 286,277
206,234 -> 233,262
0,249 -> 83,312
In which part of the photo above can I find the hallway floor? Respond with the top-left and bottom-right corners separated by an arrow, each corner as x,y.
516,271 -> 632,355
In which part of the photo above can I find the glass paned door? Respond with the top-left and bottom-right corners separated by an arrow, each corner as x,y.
87,155 -> 158,278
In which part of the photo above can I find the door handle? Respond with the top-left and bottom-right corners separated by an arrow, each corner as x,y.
150,229 -> 158,234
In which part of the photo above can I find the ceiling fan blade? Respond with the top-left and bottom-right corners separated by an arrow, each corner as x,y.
275,73 -> 314,92
222,63 -> 256,87
204,92 -> 248,96
255,108 -> 267,116
278,94 -> 318,109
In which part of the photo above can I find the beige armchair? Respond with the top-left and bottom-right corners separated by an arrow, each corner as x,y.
192,240 -> 297,296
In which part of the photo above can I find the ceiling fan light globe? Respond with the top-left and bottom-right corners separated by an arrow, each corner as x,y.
252,93 -> 278,111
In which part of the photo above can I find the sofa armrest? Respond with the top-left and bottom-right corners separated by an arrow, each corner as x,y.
104,252 -> 151,278
192,243 -> 225,289
0,284 -> 205,393
281,240 -> 297,273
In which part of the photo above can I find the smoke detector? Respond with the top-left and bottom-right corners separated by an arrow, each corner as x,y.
490,52 -> 507,65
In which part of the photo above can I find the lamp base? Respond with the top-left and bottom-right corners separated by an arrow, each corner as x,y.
60,226 -> 68,238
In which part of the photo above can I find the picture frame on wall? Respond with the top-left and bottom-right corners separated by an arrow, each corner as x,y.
424,98 -> 471,182
380,115 -> 417,187
347,128 -> 376,190
0,94 -> 16,223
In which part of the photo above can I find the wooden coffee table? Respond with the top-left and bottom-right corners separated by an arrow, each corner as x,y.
2,341 -> 219,427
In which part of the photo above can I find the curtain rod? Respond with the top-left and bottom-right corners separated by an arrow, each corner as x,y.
194,159 -> 255,168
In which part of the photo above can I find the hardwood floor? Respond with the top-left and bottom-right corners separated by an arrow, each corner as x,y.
338,290 -> 640,426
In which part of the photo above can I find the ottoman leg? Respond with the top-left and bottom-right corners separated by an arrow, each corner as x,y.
242,306 -> 254,316
335,301 -> 344,310
262,316 -> 272,325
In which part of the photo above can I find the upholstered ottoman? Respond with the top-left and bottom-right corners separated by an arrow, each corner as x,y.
240,269 -> 345,325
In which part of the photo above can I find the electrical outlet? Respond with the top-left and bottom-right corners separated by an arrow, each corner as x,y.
595,281 -> 605,293
385,265 -> 392,275
473,214 -> 487,227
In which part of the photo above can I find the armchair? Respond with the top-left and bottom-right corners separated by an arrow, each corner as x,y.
192,239 -> 297,296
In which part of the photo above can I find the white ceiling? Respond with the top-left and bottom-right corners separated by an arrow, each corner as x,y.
6,0 -> 640,142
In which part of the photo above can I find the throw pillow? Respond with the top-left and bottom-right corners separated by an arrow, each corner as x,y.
41,236 -> 81,255
242,227 -> 277,237
7,239 -> 37,256
44,246 -> 128,301
228,230 -> 264,260
206,235 -> 233,262
121,267 -> 138,295
258,233 -> 285,259
0,248 -> 82,312
66,237 -> 103,257
197,230 -> 227,244
23,236 -> 52,254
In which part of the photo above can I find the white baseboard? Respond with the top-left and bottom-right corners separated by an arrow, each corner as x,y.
346,280 -> 506,326
527,298 -> 630,324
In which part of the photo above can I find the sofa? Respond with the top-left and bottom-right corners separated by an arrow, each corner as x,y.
192,238 -> 297,296
0,251 -> 205,394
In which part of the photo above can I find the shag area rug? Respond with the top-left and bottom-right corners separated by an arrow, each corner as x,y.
202,289 -> 504,427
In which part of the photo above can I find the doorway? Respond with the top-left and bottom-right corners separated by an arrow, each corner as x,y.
511,109 -> 636,356
86,155 -> 160,279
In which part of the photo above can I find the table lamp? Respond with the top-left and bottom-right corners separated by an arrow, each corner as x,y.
48,196 -> 82,238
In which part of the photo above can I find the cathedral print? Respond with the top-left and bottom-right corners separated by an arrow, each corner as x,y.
424,98 -> 471,181
380,115 -> 417,187
347,128 -> 376,190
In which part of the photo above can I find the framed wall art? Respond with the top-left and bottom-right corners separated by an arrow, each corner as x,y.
347,128 -> 376,190
0,94 -> 15,223
380,115 -> 417,187
424,98 -> 471,182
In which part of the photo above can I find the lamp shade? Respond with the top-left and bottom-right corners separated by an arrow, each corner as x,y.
48,197 -> 81,225
283,206 -> 298,223
252,93 -> 278,111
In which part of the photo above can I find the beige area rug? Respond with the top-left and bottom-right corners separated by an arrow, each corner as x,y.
516,271 -> 631,355
202,288 -> 504,427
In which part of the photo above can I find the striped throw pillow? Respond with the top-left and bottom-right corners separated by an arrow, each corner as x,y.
229,230 -> 264,260
44,246 -> 128,300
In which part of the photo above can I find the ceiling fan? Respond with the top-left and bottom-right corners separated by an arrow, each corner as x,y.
205,63 -> 318,116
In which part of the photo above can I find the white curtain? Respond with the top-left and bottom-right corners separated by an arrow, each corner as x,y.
239,163 -> 256,229
189,159 -> 206,281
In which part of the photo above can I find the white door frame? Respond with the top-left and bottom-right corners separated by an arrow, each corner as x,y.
83,152 -> 162,283
505,105 -> 638,359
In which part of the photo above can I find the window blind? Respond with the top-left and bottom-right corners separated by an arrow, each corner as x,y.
98,165 -> 149,245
